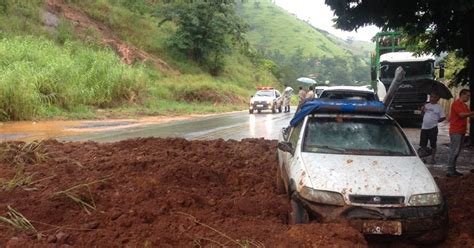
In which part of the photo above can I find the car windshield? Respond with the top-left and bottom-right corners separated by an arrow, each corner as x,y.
319,91 -> 376,101
380,61 -> 432,79
255,90 -> 273,97
303,117 -> 414,156
315,89 -> 325,96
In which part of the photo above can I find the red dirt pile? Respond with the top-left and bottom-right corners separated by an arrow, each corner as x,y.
0,138 -> 472,247
0,138 -> 365,247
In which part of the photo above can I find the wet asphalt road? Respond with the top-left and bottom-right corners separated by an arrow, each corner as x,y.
63,110 -> 473,175
63,110 -> 294,142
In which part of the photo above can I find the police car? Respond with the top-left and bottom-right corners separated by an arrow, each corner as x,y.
249,87 -> 283,114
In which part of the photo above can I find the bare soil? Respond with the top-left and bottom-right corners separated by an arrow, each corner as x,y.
0,138 -> 472,247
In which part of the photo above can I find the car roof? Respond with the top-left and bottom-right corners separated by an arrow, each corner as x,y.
290,99 -> 386,126
315,86 -> 329,90
322,86 -> 374,93
308,113 -> 390,120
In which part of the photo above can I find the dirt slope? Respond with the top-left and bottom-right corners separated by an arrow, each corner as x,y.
45,0 -> 179,75
0,138 -> 472,247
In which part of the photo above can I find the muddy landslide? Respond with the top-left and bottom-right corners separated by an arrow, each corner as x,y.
0,138 -> 472,247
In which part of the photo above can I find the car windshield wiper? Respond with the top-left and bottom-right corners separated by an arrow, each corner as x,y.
307,145 -> 347,153
348,148 -> 406,156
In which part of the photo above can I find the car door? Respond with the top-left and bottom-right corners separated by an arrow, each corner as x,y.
281,122 -> 303,188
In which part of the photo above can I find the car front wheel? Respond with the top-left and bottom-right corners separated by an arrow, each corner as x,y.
411,208 -> 448,245
288,199 -> 309,224
275,166 -> 286,194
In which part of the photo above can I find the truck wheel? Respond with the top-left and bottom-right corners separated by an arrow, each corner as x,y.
249,109 -> 254,114
276,166 -> 286,194
288,199 -> 309,224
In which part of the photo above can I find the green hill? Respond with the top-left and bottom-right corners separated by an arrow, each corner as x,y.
0,0 -> 276,121
237,1 -> 372,85
313,27 -> 374,62
0,0 -> 372,121
237,1 -> 348,58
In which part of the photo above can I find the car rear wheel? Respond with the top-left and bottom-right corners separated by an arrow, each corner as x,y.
288,199 -> 309,224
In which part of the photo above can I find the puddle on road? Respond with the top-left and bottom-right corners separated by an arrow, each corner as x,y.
66,121 -> 138,129
0,116 -> 195,142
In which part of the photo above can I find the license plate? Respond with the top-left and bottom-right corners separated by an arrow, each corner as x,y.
256,104 -> 263,107
414,110 -> 422,114
362,221 -> 402,235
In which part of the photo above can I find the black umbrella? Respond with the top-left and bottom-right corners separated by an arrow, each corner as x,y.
414,79 -> 453,99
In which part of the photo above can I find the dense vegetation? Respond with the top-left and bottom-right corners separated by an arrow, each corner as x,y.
0,0 -> 373,121
0,0 -> 274,120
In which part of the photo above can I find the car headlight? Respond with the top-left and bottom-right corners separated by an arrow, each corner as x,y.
299,186 -> 345,206
409,192 -> 442,206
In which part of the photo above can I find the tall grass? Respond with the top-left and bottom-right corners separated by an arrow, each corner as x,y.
0,36 -> 150,120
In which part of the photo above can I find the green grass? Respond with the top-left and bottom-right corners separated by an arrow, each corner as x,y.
0,35 -> 272,121
0,0 -> 309,121
0,36 -> 152,120
236,1 -> 348,58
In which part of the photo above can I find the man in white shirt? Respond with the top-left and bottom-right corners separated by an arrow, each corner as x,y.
419,92 -> 446,164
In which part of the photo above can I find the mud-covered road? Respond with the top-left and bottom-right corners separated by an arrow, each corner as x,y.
0,138 -> 473,247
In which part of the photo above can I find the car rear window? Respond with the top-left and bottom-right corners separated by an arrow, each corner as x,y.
320,91 -> 376,101
302,117 -> 414,156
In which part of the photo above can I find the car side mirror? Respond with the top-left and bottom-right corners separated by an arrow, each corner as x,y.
281,127 -> 290,141
278,141 -> 294,155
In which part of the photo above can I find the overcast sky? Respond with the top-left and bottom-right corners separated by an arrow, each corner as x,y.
274,0 -> 380,42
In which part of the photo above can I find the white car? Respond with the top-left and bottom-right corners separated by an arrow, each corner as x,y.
314,86 -> 329,98
319,86 -> 379,101
276,100 -> 447,244
249,87 -> 283,114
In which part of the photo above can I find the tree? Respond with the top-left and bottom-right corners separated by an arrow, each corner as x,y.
325,0 -> 474,143
159,1 -> 248,75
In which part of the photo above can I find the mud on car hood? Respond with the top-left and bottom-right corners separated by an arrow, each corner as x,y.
300,153 -> 439,204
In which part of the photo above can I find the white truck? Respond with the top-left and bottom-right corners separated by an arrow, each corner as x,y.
377,52 -> 437,121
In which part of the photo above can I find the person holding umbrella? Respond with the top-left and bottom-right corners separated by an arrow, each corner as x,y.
418,92 -> 446,164
283,85 -> 293,113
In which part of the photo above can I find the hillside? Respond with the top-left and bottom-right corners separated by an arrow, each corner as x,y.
0,0 -> 373,121
237,1 -> 371,85
0,0 -> 276,121
313,27 -> 374,62
236,1 -> 348,58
